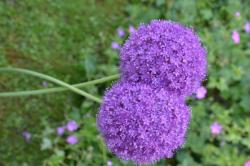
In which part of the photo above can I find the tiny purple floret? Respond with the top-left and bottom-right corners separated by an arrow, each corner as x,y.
111,41 -> 120,50
66,135 -> 78,145
196,86 -> 207,99
129,25 -> 136,34
245,160 -> 250,166
232,30 -> 240,44
57,126 -> 65,136
66,120 -> 78,132
107,160 -> 112,166
235,11 -> 240,17
210,122 -> 222,136
244,22 -> 250,33
117,27 -> 125,38
22,131 -> 31,142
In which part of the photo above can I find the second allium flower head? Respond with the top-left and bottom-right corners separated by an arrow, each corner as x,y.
120,20 -> 207,96
97,20 -> 207,164
97,83 -> 190,164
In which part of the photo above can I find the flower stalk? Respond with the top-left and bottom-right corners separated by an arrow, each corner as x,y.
0,67 -> 119,103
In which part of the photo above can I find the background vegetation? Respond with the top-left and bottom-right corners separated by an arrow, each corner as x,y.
0,0 -> 249,165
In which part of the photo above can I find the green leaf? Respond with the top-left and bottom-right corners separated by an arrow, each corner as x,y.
41,138 -> 52,150
156,0 -> 165,7
124,5 -> 160,23
201,9 -> 213,20
240,95 -> 250,112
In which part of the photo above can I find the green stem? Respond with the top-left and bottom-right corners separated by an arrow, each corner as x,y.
0,67 -> 118,103
0,74 -> 119,97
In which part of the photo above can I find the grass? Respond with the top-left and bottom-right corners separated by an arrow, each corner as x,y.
0,0 -> 123,164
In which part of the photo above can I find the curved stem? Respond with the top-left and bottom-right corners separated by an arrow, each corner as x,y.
0,74 -> 119,97
0,67 -> 112,103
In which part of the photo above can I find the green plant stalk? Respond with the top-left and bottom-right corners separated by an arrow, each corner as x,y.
0,67 -> 119,103
0,74 -> 119,97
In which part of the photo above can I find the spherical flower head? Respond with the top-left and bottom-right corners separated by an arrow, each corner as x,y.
97,83 -> 190,165
66,120 -> 78,132
196,86 -> 207,99
117,27 -> 125,38
111,41 -> 120,50
57,126 -> 65,136
232,30 -> 240,44
120,20 -> 207,96
66,135 -> 78,145
245,160 -> 250,166
244,22 -> 250,33
210,122 -> 222,136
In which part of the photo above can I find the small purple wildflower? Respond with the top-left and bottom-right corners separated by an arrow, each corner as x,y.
117,27 -> 125,38
232,30 -> 240,44
97,83 -> 190,164
244,22 -> 250,33
196,86 -> 207,99
235,11 -> 240,17
245,160 -> 250,166
22,131 -> 31,142
120,20 -> 207,96
66,135 -> 78,145
66,120 -> 78,132
57,126 -> 65,136
111,41 -> 120,50
210,122 -> 222,136
107,160 -> 112,166
129,25 -> 136,34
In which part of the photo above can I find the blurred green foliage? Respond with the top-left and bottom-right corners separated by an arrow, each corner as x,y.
0,0 -> 250,165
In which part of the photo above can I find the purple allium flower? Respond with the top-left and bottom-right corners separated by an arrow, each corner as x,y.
66,120 -> 78,132
57,126 -> 65,136
117,27 -> 125,38
196,86 -> 207,99
107,160 -> 112,166
22,131 -> 31,142
129,25 -> 136,34
244,22 -> 250,33
120,20 -> 207,96
111,41 -> 120,50
235,11 -> 240,17
66,135 -> 78,145
232,30 -> 240,44
210,122 -> 222,136
97,83 -> 190,165
245,160 -> 250,166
